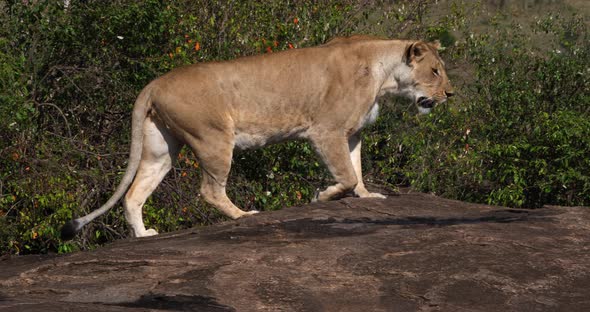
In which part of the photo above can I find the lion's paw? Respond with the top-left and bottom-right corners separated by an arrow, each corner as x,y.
355,188 -> 387,199
366,192 -> 386,199
233,210 -> 259,219
144,228 -> 159,236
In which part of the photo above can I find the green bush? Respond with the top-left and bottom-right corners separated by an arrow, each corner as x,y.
368,10 -> 589,208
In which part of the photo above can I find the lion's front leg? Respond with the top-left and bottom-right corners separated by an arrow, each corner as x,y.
311,135 -> 359,201
348,134 -> 386,199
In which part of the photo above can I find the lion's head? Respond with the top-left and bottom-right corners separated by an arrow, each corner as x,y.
403,41 -> 454,114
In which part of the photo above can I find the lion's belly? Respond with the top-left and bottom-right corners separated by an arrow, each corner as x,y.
363,103 -> 380,127
234,125 -> 308,150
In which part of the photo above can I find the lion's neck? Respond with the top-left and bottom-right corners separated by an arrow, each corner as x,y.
372,40 -> 412,97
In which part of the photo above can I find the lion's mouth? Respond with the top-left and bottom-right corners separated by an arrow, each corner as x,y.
417,96 -> 435,109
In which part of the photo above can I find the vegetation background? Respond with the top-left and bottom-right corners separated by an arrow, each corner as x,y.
1,0 -> 588,255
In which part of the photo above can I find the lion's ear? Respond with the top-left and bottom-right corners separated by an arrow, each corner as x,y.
404,41 -> 428,65
430,40 -> 441,50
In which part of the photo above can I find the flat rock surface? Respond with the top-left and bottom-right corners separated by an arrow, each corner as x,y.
1,192 -> 589,311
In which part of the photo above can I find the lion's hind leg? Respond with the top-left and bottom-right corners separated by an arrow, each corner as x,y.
187,133 -> 258,219
124,116 -> 180,237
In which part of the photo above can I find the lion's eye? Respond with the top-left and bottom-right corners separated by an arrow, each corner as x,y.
432,68 -> 440,76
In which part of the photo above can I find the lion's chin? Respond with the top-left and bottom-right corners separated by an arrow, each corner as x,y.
417,106 -> 432,114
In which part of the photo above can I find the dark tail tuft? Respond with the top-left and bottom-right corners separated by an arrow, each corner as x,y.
61,219 -> 81,240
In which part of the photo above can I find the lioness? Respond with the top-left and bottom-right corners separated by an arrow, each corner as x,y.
62,35 -> 453,239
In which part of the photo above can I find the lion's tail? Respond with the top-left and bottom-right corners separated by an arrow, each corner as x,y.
61,86 -> 153,240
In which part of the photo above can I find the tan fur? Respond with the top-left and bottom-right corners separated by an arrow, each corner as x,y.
68,36 -> 454,238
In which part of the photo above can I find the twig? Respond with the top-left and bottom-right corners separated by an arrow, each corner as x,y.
36,102 -> 72,138
45,131 -> 128,158
217,0 -> 234,53
56,66 -> 93,102
160,178 -> 212,224
79,187 -> 97,211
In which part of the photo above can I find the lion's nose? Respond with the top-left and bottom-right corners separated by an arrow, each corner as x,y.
445,90 -> 455,98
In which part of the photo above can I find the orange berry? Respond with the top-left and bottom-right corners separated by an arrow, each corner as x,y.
266,46 -> 272,53
288,43 -> 294,49
293,17 -> 299,25
194,42 -> 200,51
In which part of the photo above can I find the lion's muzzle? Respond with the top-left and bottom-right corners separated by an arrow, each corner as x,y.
417,96 -> 435,109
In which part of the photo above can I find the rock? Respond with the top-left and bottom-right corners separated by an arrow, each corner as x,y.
1,192 -> 589,311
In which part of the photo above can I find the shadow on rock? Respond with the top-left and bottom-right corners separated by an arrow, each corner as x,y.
114,294 -> 235,312
277,208 -> 555,239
